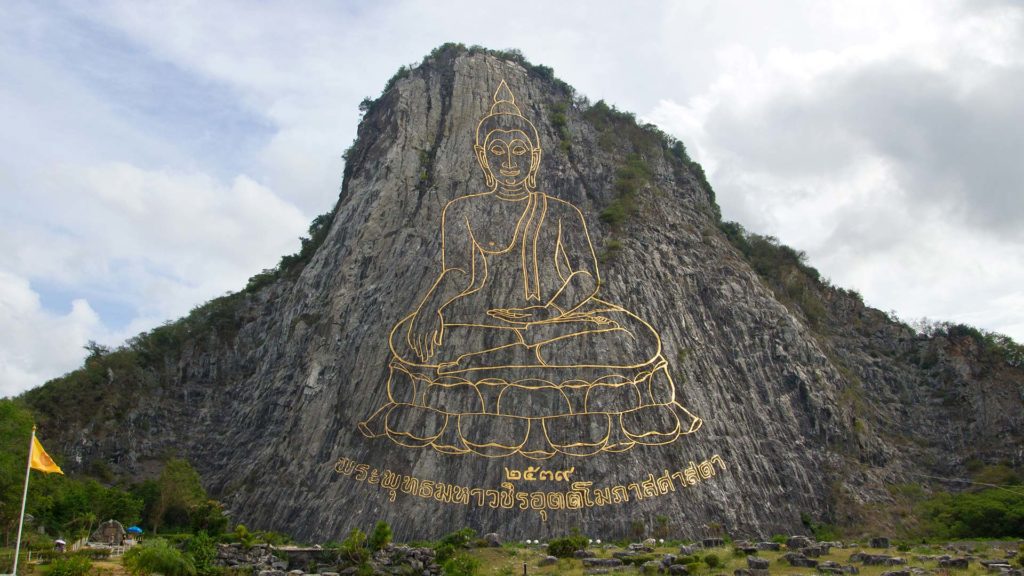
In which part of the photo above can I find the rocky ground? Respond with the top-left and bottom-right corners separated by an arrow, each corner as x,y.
206,535 -> 1023,576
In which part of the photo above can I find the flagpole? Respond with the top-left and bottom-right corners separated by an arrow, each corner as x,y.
10,426 -> 35,576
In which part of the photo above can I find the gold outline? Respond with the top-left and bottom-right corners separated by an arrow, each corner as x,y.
359,81 -> 703,457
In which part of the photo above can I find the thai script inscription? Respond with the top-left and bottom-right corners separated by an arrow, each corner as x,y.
333,454 -> 727,521
504,466 -> 574,482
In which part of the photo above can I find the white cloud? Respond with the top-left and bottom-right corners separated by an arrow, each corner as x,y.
2,0 -> 1022,397
14,162 -> 308,320
646,0 -> 1024,340
0,271 -> 100,397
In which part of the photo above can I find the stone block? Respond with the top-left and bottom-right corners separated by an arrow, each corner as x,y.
583,558 -> 624,568
747,556 -> 769,570
787,536 -> 813,550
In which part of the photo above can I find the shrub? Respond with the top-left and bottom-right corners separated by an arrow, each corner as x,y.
124,539 -> 197,576
919,487 -> 1024,538
600,155 -> 650,229
368,521 -> 392,552
441,553 -> 480,576
186,531 -> 219,576
338,528 -> 370,567
703,553 -> 721,568
433,528 -> 476,564
233,524 -> 257,549
547,533 -> 589,558
48,555 -> 93,576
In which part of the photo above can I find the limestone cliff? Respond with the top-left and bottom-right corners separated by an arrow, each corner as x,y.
22,45 -> 1024,541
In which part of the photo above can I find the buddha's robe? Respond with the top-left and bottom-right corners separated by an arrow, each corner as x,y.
392,191 -> 660,369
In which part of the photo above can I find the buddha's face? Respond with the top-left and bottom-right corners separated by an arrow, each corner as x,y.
476,129 -> 540,190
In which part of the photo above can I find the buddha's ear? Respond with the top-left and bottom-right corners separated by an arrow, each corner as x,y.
527,147 -> 542,189
475,145 -> 496,189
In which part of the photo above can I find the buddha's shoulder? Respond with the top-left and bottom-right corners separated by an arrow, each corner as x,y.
441,192 -> 491,213
542,194 -> 586,218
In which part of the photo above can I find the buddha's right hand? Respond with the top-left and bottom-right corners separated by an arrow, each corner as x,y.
408,309 -> 444,362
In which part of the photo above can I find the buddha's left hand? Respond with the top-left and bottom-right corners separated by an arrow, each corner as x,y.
488,305 -> 562,325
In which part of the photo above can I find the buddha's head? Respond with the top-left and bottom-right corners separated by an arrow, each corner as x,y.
475,80 -> 542,192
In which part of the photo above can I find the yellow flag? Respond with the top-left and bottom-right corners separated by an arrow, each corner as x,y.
30,436 -> 64,475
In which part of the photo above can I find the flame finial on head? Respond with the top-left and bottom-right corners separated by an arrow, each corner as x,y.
489,79 -> 522,116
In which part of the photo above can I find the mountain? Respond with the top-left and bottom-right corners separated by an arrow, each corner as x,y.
20,44 -> 1024,541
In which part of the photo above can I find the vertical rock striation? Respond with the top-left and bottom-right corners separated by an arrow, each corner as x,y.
26,45 -> 1023,541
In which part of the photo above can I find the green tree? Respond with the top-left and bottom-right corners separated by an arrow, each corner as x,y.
151,459 -> 206,533
0,400 -> 35,545
189,499 -> 228,536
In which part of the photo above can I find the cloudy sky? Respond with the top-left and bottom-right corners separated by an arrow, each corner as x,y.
2,0 -> 1021,397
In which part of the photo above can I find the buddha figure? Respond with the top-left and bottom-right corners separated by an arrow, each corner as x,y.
359,81 -> 701,459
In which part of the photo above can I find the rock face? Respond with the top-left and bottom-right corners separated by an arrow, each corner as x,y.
27,45 -> 1024,541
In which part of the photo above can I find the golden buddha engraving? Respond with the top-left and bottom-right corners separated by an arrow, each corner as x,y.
358,81 -> 702,459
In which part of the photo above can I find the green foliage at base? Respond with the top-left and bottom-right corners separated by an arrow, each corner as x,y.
185,532 -> 219,576
434,528 -> 477,564
441,552 -> 481,576
127,459 -> 228,536
123,539 -> 197,576
0,400 -> 148,541
801,512 -> 841,541
47,554 -> 94,576
338,527 -> 371,567
547,531 -> 589,558
920,486 -> 1024,538
368,520 -> 393,552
